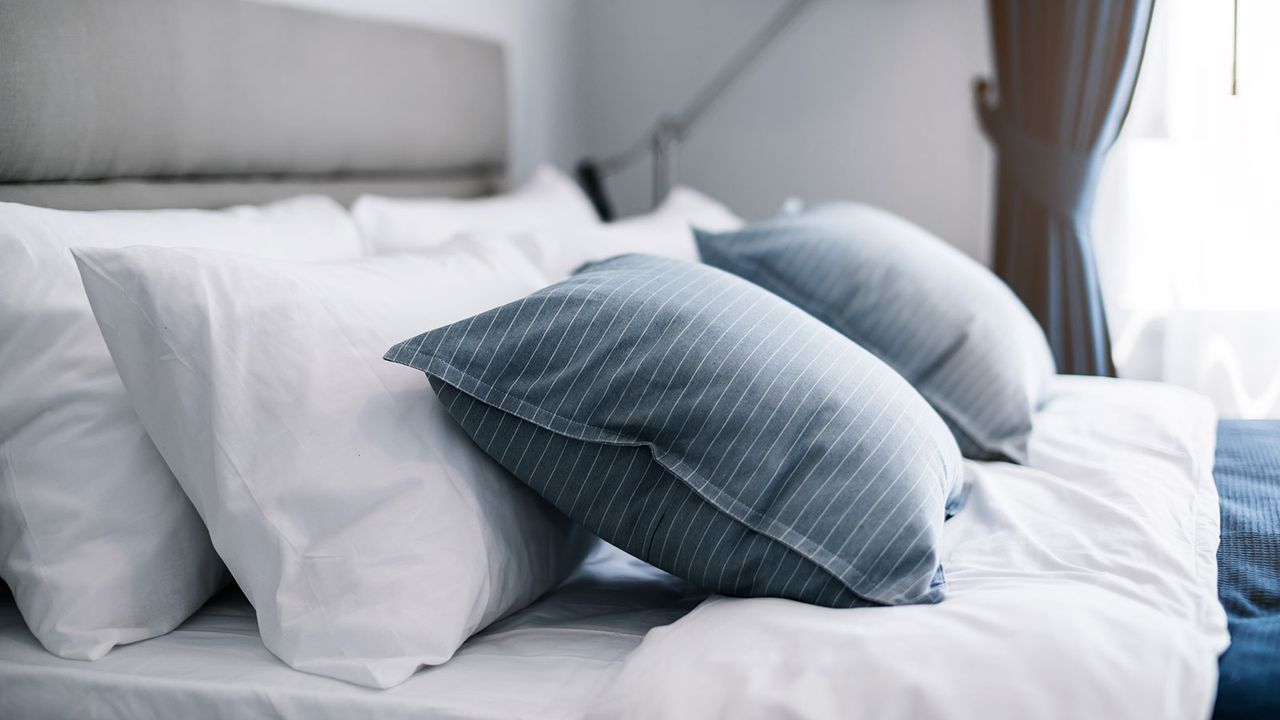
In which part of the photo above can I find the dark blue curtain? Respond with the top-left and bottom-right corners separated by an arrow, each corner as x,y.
976,0 -> 1155,376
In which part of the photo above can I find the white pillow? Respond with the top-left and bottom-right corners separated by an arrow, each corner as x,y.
651,185 -> 745,233
0,196 -> 363,661
73,240 -> 590,688
511,185 -> 746,282
513,214 -> 700,282
353,165 -> 600,254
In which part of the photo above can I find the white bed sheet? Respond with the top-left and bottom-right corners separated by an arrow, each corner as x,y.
0,544 -> 705,720
0,377 -> 1230,720
586,376 -> 1230,720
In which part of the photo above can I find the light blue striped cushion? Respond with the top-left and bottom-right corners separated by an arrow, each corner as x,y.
386,254 -> 962,607
696,203 -> 1056,463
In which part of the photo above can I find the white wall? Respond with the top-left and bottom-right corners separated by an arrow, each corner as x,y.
252,0 -> 582,185
577,0 -> 995,262
253,0 -> 994,261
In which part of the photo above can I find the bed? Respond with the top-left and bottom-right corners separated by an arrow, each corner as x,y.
0,377 -> 1239,719
0,1 -> 1275,719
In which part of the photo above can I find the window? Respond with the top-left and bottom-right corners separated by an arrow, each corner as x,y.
1095,0 -> 1280,417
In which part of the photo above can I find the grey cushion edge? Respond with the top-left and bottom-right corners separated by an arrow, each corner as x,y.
0,174 -> 500,212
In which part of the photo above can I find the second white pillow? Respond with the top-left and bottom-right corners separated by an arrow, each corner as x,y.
0,195 -> 362,661
512,185 -> 747,282
353,165 -> 601,254
74,240 -> 590,688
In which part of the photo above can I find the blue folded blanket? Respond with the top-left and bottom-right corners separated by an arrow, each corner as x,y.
1213,419 -> 1280,720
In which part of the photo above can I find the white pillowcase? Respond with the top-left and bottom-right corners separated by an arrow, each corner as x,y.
512,214 -> 698,282
353,165 -> 600,254
650,185 -> 745,233
73,240 -> 589,688
0,196 -> 362,661
512,185 -> 747,281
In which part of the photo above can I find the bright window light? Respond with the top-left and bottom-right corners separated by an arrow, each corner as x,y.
1095,0 -> 1280,418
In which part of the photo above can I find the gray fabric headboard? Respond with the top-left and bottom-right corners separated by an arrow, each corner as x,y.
0,0 -> 507,209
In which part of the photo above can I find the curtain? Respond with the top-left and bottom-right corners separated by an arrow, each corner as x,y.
976,0 -> 1156,376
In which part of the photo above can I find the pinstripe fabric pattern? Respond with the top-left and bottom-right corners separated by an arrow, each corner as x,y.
386,254 -> 962,607
696,203 -> 1056,463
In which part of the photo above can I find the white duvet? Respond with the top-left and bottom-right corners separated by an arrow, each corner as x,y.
0,377 -> 1230,720
587,376 -> 1230,720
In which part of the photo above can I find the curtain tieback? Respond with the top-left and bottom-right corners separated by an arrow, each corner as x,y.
973,78 -> 1100,216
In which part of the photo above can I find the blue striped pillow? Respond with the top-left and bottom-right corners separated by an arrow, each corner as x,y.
386,254 -> 963,607
696,204 -> 1056,463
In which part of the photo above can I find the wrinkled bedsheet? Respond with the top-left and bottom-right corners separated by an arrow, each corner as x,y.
587,377 -> 1229,720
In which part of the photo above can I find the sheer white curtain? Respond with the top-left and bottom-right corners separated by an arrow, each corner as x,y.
1094,0 -> 1280,418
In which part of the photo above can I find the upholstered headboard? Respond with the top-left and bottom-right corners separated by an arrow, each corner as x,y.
0,0 -> 507,209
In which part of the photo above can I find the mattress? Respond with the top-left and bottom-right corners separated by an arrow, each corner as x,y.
1212,419 -> 1280,720
0,377 -> 1230,720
